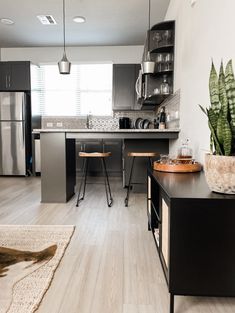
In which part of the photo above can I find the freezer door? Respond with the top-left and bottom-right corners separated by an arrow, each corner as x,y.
0,122 -> 26,175
0,92 -> 25,121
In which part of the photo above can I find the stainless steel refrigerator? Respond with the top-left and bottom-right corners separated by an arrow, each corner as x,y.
0,92 -> 30,175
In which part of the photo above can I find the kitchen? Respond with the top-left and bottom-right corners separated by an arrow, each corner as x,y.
0,1 -> 235,313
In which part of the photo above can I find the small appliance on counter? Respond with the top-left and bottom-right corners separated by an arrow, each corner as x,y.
119,117 -> 131,129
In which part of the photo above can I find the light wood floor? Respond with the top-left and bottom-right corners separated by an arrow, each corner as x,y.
0,176 -> 235,313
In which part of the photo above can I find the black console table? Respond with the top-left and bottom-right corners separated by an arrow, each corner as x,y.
147,169 -> 235,313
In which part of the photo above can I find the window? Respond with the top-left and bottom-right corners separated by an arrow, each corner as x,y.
38,64 -> 113,116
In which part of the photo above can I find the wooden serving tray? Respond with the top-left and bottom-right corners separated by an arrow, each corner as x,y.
153,162 -> 202,173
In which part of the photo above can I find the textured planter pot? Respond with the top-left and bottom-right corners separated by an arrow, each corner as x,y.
204,154 -> 235,194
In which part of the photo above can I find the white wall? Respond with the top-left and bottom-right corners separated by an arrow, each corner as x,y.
1,46 -> 143,64
165,0 -> 235,162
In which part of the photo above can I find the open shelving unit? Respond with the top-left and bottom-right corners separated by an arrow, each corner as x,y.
140,20 -> 175,108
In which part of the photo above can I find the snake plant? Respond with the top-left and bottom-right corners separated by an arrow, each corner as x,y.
199,60 -> 235,156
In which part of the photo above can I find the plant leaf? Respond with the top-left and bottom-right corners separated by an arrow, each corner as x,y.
219,62 -> 229,118
207,107 -> 218,130
222,115 -> 232,155
207,109 -> 223,155
225,59 -> 235,140
216,111 -> 224,145
199,104 -> 207,115
209,61 -> 220,114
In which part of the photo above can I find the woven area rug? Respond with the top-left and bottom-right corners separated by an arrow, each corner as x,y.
0,225 -> 75,313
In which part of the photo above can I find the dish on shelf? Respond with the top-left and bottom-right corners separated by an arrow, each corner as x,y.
142,119 -> 150,129
139,119 -> 144,129
135,118 -> 143,129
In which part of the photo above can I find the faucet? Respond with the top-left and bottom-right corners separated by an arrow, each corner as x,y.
86,113 -> 92,129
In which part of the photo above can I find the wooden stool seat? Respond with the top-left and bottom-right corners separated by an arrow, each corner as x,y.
76,151 -> 113,207
79,152 -> 111,158
125,151 -> 159,207
127,152 -> 159,157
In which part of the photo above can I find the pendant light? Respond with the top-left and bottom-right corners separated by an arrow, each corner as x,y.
141,0 -> 155,74
58,0 -> 71,74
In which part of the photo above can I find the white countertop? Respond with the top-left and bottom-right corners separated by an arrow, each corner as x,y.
33,128 -> 180,133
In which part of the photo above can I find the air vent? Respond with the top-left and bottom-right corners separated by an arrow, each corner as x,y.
37,15 -> 57,25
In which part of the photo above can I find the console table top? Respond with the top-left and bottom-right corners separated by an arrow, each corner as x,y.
149,169 -> 235,200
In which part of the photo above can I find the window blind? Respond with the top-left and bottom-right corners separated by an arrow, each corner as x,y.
37,64 -> 112,116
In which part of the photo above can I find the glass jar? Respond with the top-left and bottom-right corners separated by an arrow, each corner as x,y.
177,139 -> 193,159
160,75 -> 170,95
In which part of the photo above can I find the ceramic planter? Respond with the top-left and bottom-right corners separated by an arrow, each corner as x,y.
204,154 -> 235,194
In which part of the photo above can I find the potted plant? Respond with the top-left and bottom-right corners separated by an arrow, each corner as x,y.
199,60 -> 235,194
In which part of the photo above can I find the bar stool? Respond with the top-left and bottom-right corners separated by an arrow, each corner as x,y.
76,152 -> 113,207
125,152 -> 159,207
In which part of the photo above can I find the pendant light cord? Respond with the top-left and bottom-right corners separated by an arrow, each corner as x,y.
63,0 -> 66,54
147,0 -> 151,58
148,0 -> 151,31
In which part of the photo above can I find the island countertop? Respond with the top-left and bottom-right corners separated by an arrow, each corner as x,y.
33,128 -> 180,139
33,128 -> 180,133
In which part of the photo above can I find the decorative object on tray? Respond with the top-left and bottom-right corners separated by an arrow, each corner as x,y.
153,141 -> 202,172
0,225 -> 75,313
199,60 -> 235,194
154,154 -> 201,173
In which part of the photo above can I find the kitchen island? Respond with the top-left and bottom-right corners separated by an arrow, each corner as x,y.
33,129 -> 180,203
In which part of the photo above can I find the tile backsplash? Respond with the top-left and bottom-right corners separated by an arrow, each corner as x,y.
157,89 -> 180,129
41,90 -> 180,130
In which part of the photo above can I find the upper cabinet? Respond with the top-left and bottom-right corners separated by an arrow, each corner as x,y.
140,20 -> 175,108
112,64 -> 141,111
0,61 -> 31,91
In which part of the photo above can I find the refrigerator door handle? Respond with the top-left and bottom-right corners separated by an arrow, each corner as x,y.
22,122 -> 25,148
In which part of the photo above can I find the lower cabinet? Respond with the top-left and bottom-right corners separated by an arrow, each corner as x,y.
147,169 -> 235,313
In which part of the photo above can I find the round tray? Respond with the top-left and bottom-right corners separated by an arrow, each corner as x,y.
153,162 -> 202,173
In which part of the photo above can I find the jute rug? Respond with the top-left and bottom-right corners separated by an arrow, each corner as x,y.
0,225 -> 75,313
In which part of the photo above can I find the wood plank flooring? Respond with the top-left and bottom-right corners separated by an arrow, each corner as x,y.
0,176 -> 235,313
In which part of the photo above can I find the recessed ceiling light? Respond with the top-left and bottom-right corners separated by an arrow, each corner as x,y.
73,16 -> 86,23
0,18 -> 14,25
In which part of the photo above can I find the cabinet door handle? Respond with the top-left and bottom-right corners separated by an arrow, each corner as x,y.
135,75 -> 141,97
8,75 -> 11,88
5,76 -> 8,88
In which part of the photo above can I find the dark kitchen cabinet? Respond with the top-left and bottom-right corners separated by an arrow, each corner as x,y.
147,169 -> 235,313
112,64 -> 141,111
0,61 -> 31,91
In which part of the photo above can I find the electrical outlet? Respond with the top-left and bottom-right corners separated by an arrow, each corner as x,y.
56,122 -> 63,127
46,122 -> 53,127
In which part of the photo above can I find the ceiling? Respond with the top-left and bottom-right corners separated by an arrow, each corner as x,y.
0,0 -> 170,47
